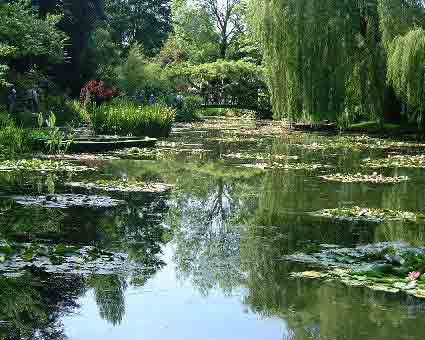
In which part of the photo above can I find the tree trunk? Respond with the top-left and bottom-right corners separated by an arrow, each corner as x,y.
383,86 -> 402,124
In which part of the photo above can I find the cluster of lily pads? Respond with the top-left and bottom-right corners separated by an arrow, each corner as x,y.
11,194 -> 125,209
241,162 -> 330,171
319,172 -> 409,184
0,159 -> 95,173
66,179 -> 174,194
0,239 -> 135,275
207,136 -> 259,143
223,152 -> 299,161
363,155 -> 425,169
311,206 -> 423,223
287,242 -> 425,299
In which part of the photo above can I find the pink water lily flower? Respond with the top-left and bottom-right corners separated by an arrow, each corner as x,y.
408,272 -> 422,281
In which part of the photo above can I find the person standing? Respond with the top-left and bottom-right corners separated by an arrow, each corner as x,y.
148,93 -> 156,106
176,93 -> 184,110
27,87 -> 40,113
7,86 -> 17,114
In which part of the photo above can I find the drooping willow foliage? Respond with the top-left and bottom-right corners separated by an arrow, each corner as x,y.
250,0 -> 425,126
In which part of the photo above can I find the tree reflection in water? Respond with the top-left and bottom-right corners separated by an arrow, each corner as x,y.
0,186 -> 171,337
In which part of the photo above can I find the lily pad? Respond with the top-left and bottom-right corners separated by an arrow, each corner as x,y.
319,172 -> 409,184
223,153 -> 299,161
66,179 -> 174,194
0,241 -> 141,275
286,242 -> 425,299
240,162 -> 330,171
364,155 -> 425,169
0,159 -> 95,173
11,194 -> 125,209
310,206 -> 423,223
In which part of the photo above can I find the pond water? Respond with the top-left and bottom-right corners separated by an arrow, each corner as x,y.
1,117 -> 425,340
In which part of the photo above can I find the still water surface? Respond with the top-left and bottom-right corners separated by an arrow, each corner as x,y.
1,117 -> 425,339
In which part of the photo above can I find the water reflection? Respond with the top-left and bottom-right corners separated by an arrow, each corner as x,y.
2,119 -> 425,339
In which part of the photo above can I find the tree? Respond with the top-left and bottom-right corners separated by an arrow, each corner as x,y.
0,0 -> 66,83
201,0 -> 244,59
104,0 -> 172,56
250,0 -> 425,127
172,0 -> 247,62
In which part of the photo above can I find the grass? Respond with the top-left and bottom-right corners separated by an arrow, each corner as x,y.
90,99 -> 176,137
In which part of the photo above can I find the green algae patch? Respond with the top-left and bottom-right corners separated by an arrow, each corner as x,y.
66,179 -> 174,194
319,172 -> 409,184
0,159 -> 95,173
311,206 -> 424,223
364,155 -> 425,169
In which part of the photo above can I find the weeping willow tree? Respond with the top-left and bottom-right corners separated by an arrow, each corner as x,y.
250,0 -> 425,127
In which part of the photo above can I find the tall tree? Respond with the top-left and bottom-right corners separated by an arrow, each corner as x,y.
104,0 -> 172,56
172,0 -> 247,62
201,0 -> 244,59
250,0 -> 425,126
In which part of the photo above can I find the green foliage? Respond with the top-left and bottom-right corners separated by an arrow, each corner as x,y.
47,96 -> 86,126
172,0 -> 220,63
0,116 -> 34,156
250,0 -> 384,123
175,95 -> 203,122
387,28 -> 425,125
172,0 -> 249,62
0,1 -> 66,63
105,0 -> 172,56
116,45 -> 170,98
168,60 -> 269,110
90,99 -> 176,137
81,27 -> 121,84
250,0 -> 425,127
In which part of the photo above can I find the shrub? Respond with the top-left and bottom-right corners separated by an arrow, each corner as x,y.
0,120 -> 34,156
90,99 -> 175,137
175,95 -> 203,122
116,45 -> 171,99
80,80 -> 119,107
47,96 -> 87,126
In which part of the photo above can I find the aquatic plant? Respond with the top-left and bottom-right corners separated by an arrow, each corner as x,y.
240,162 -> 329,171
66,179 -> 174,194
311,207 -> 423,223
223,153 -> 299,161
12,194 -> 125,209
319,172 -> 409,184
0,159 -> 95,172
286,242 -> 425,299
0,159 -> 95,173
408,272 -> 422,281
90,99 -> 175,137
0,240 -> 140,275
364,155 -> 425,169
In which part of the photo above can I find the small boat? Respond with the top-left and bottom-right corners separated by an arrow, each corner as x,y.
66,136 -> 157,153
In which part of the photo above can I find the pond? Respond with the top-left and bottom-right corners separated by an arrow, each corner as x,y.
1,116 -> 425,340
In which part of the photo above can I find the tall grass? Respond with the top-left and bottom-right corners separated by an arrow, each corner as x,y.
91,99 -> 175,137
0,112 -> 34,156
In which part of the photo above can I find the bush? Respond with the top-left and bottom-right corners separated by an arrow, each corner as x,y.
116,45 -> 171,99
47,96 -> 87,126
90,99 -> 175,137
0,116 -> 34,156
80,80 -> 119,107
175,95 -> 203,122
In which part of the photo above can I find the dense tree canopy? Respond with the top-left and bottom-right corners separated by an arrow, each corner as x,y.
105,0 -> 172,56
250,0 -> 425,126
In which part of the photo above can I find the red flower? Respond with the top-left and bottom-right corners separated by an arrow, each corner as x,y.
80,80 -> 119,106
